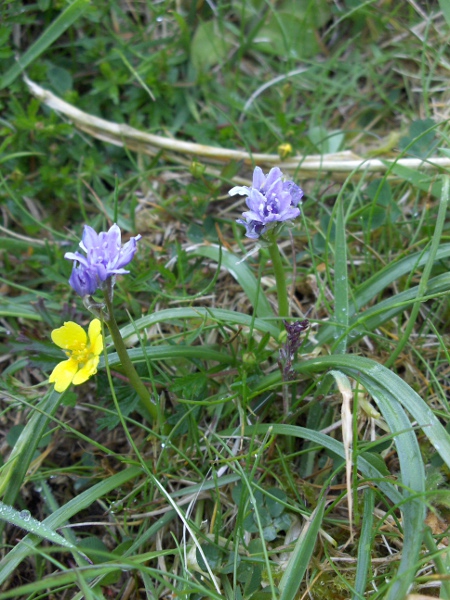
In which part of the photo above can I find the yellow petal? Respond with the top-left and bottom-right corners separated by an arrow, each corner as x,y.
72,356 -> 99,386
88,319 -> 103,356
49,358 -> 79,392
52,321 -> 87,351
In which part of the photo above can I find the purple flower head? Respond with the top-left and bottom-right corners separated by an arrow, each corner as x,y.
65,224 -> 141,296
229,167 -> 303,239
68,263 -> 98,297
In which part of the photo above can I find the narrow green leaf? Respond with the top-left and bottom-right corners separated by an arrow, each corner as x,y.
0,501 -> 76,551
298,355 -> 450,469
101,344 -> 236,369
117,307 -> 279,342
0,466 -> 142,586
314,272 -> 450,348
333,198 -> 349,353
439,0 -> 450,28
0,390 -> 63,506
0,152 -> 45,164
353,243 -> 450,315
256,355 -> 450,472
300,357 -> 426,599
188,246 -> 274,319
0,0 -> 91,89
0,469 -> 240,585
248,352 -> 436,600
384,161 -> 442,198
352,488 -> 375,599
385,176 -> 449,367
423,527 -> 450,599
278,499 -> 326,600
239,423 -> 403,504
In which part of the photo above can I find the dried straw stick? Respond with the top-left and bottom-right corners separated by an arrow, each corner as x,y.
25,77 -> 450,178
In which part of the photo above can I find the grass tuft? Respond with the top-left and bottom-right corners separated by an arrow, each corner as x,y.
1,1 -> 450,598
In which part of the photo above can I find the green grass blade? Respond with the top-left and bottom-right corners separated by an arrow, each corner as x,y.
278,499 -> 326,600
333,197 -> 349,353
0,0 -> 91,89
423,527 -> 450,599
0,469 -> 240,586
0,465 -> 142,586
439,0 -> 450,27
0,501 -> 77,551
249,353 -> 433,599
190,245 -> 275,319
117,307 -> 280,341
0,562 -> 224,600
300,357 -> 426,599
101,344 -> 236,369
0,300 -> 42,320
350,273 -> 450,338
244,415 -> 422,600
313,272 -> 450,348
350,243 -> 450,313
352,487 -> 375,599
298,355 -> 450,470
0,152 -> 44,164
237,424 -> 402,505
385,176 -> 449,367
0,390 -> 63,505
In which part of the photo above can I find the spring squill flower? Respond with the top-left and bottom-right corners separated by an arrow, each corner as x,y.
229,166 -> 303,239
65,224 -> 141,296
49,319 -> 103,392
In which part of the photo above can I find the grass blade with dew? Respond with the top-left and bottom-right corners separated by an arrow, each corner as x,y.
0,467 -> 241,587
0,501 -> 80,554
0,465 -> 142,586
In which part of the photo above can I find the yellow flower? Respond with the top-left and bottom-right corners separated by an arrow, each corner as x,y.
49,319 -> 103,393
278,143 -> 293,159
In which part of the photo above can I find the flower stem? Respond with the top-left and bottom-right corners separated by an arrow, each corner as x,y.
268,240 -> 289,323
103,291 -> 159,425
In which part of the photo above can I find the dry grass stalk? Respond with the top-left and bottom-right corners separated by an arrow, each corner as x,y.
24,77 -> 450,179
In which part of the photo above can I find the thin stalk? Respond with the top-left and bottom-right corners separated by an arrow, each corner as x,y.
103,290 -> 159,425
268,240 -> 289,322
423,526 -> 450,599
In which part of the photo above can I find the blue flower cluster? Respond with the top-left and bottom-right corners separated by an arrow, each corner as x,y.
229,167 -> 303,239
65,224 -> 141,297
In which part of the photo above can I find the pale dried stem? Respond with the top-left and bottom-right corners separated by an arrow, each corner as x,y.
25,77 -> 450,179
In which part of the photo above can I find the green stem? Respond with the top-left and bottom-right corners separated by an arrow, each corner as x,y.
103,290 -> 159,425
268,240 -> 289,322
423,526 -> 450,599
